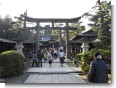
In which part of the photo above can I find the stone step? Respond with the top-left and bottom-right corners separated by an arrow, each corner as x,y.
26,71 -> 83,74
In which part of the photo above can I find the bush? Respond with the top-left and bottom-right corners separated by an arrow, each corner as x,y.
73,59 -> 76,65
78,49 -> 111,73
99,49 -> 111,64
76,53 -> 83,61
73,58 -> 76,66
24,56 -> 29,62
80,63 -> 90,73
0,50 -> 25,77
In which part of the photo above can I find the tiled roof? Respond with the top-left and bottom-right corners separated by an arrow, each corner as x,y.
71,29 -> 98,40
0,38 -> 16,43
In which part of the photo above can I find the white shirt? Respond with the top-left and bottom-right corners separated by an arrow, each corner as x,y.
60,46 -> 64,50
54,49 -> 57,53
59,52 -> 65,57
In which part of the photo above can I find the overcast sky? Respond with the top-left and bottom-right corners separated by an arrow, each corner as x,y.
0,0 -> 101,18
0,0 -> 111,28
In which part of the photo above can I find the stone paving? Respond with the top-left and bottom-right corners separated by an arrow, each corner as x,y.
24,59 -> 85,84
26,63 -> 82,74
24,74 -> 85,83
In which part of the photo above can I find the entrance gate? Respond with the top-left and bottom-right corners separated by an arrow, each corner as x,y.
17,11 -> 81,59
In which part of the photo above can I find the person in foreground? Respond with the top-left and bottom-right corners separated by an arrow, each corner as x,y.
88,52 -> 108,83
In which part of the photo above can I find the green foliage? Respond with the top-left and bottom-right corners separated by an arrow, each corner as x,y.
78,49 -> 111,73
80,63 -> 90,73
0,50 -> 25,77
0,15 -> 12,39
97,49 -> 111,64
69,22 -> 85,39
80,51 -> 93,63
73,58 -> 76,66
23,56 -> 29,62
88,1 -> 111,50
76,53 -> 83,61
0,16 -> 27,40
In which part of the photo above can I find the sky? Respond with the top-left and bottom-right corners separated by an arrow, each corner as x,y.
0,0 -> 99,18
0,0 -> 110,28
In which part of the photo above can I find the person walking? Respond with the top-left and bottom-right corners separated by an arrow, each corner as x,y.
54,48 -> 58,59
37,50 -> 43,67
44,51 -> 48,61
88,52 -> 108,83
47,52 -> 53,67
51,48 -> 54,57
59,49 -> 65,67
31,52 -> 38,67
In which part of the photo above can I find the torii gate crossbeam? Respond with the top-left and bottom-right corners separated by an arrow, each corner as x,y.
19,13 -> 81,59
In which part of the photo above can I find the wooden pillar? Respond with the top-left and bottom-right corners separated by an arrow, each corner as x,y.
36,22 -> 40,52
23,13 -> 27,39
66,22 -> 70,59
52,22 -> 54,28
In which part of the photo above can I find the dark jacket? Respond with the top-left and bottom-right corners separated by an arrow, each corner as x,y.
37,51 -> 43,61
88,59 -> 108,83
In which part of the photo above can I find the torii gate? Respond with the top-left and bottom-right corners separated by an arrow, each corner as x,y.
18,12 -> 81,59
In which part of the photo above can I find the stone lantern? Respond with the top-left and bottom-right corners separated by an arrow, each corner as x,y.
81,37 -> 89,54
15,39 -> 24,56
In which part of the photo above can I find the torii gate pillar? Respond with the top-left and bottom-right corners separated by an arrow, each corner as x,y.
66,22 -> 70,59
36,22 -> 40,52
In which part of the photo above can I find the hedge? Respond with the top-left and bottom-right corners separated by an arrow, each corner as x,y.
75,49 -> 111,73
0,50 -> 25,77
